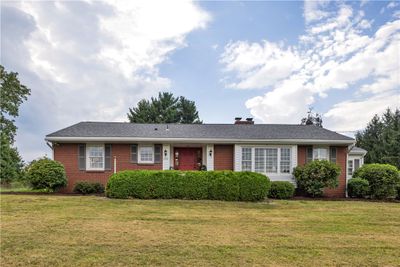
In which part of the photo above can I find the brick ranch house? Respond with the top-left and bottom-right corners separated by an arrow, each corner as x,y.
45,118 -> 366,197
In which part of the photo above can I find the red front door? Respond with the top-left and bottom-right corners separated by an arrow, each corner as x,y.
174,147 -> 202,170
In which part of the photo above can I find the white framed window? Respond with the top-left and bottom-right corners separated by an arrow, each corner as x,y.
265,148 -> 278,173
241,147 -> 252,171
241,147 -> 290,174
313,148 -> 328,160
255,148 -> 265,173
280,148 -> 291,173
139,145 -> 154,163
348,160 -> 353,176
86,144 -> 105,170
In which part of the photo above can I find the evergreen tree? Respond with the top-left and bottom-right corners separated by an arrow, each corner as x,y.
127,92 -> 202,124
0,135 -> 23,184
356,108 -> 400,168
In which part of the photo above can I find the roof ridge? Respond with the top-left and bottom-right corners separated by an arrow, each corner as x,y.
79,121 -> 307,126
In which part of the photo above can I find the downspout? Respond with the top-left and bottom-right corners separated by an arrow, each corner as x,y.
114,156 -> 117,174
345,143 -> 355,198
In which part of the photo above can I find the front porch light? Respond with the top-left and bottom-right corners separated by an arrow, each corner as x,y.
164,149 -> 168,157
209,149 -> 213,157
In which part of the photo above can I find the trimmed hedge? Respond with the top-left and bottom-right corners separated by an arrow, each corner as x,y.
26,158 -> 67,191
268,181 -> 295,199
294,160 -> 340,197
347,178 -> 369,198
73,181 -> 105,195
106,170 -> 270,201
353,164 -> 400,199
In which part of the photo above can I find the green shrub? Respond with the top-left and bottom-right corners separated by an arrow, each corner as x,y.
347,178 -> 369,198
73,181 -> 105,195
26,157 -> 66,191
268,181 -> 295,199
353,164 -> 400,199
106,170 -> 270,201
294,160 -> 340,197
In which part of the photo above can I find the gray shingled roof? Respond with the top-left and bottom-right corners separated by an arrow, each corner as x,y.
46,121 -> 354,141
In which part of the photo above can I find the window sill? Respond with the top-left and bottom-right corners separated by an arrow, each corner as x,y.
85,170 -> 108,173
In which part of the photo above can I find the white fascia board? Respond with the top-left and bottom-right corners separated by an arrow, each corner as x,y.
45,136 -> 355,145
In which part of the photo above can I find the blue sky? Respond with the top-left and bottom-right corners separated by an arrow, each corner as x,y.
1,0 -> 399,161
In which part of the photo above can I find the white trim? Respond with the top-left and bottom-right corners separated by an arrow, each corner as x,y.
234,144 -> 241,171
206,144 -> 214,171
45,136 -> 354,145
237,145 -> 295,175
162,144 -> 170,170
86,144 -> 105,171
138,145 -> 154,164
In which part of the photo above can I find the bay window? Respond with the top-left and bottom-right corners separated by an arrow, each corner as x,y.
255,148 -> 266,173
280,148 -> 291,173
265,148 -> 278,173
241,147 -> 291,174
241,147 -> 252,171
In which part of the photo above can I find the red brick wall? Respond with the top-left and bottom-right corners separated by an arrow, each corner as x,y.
54,143 -> 162,193
214,145 -> 234,170
297,145 -> 347,198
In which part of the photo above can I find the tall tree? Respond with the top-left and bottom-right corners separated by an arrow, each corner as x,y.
127,92 -> 202,124
0,65 -> 31,184
301,108 -> 323,127
356,108 -> 400,168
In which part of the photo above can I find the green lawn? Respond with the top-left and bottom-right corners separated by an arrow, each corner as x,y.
1,195 -> 399,266
0,182 -> 47,193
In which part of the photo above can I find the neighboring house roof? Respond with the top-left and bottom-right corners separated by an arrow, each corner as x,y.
349,146 -> 367,155
46,121 -> 355,144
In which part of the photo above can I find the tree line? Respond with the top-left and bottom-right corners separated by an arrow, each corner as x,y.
356,108 -> 400,169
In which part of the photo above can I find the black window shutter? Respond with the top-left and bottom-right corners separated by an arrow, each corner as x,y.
330,147 -> 337,163
306,147 -> 313,163
154,144 -> 162,163
131,144 -> 138,163
78,144 -> 86,170
105,144 -> 112,170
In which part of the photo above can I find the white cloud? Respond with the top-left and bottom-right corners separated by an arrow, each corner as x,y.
324,93 -> 400,131
220,3 -> 400,130
387,1 -> 399,9
1,0 -> 210,161
220,41 -> 302,89
303,0 -> 331,23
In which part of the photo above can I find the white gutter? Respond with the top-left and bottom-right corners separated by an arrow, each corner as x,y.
45,136 -> 354,145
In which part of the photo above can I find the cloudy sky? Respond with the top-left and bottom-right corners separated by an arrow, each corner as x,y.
1,0 -> 399,162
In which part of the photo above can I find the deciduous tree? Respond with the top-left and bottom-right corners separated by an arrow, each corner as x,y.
0,65 -> 30,184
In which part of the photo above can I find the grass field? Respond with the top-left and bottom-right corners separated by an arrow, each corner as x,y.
1,195 -> 400,266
